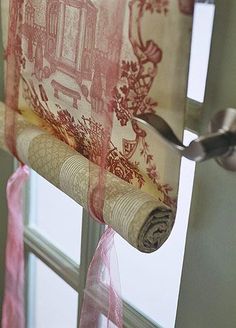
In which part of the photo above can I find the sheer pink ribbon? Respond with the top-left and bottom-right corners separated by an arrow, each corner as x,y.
83,76 -> 123,325
83,35 -> 123,327
80,226 -> 123,328
3,0 -> 123,326
2,0 -> 28,325
2,165 -> 29,328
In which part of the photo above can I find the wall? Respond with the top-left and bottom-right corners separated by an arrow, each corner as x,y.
0,7 -> 14,323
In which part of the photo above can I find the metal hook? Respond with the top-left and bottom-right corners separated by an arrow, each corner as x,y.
132,108 -> 236,171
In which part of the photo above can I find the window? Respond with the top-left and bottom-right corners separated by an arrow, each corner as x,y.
187,2 -> 215,103
48,4 -> 58,37
28,254 -> 78,328
24,2 -> 215,327
24,175 -> 104,327
25,2 -> 35,28
0,1 -> 215,327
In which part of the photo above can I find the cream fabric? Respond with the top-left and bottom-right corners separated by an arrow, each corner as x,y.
0,103 -> 173,252
0,0 -> 193,252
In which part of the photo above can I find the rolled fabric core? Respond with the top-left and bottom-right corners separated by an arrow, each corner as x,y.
0,102 -> 174,253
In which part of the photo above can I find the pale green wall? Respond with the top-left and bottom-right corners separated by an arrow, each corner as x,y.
176,1 -> 236,327
0,9 -> 14,324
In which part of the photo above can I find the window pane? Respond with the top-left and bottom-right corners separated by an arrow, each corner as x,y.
187,3 -> 215,102
29,255 -> 78,328
99,315 -> 117,328
29,171 -> 82,262
115,131 -> 196,328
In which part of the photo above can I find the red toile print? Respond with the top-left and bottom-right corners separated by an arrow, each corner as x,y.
112,0 -> 175,207
178,0 -> 195,15
4,0 -> 25,159
22,77 -> 144,187
20,0 -> 176,208
3,0 -> 193,327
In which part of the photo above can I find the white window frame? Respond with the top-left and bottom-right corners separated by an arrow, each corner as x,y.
23,188 -> 165,328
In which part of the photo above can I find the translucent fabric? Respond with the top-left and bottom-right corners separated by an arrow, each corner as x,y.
0,0 -> 194,327
1,0 -> 194,252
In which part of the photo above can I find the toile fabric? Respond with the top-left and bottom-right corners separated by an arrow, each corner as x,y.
0,102 -> 174,252
0,0 -> 194,327
1,0 -> 193,212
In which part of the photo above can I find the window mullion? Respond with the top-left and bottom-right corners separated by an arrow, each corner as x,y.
24,227 -> 80,291
24,252 -> 36,328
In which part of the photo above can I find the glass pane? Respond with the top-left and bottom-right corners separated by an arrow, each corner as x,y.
29,254 -> 78,328
99,315 -> 116,328
29,171 -> 82,262
187,2 -> 215,102
115,131 -> 196,328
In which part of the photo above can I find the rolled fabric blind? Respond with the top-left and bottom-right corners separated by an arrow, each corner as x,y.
1,1 -> 194,327
0,102 -> 173,252
1,0 -> 193,249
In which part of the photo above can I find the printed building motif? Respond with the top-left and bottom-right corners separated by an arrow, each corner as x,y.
20,0 -> 192,207
23,0 -> 97,82
22,0 -> 123,89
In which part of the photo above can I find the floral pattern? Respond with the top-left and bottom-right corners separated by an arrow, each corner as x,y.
22,77 -> 145,187
13,0 -> 193,209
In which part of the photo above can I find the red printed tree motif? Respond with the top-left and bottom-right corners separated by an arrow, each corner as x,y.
112,0 -> 176,207
141,0 -> 169,14
22,77 -> 144,187
21,0 -> 181,208
178,0 -> 194,15
112,0 -> 169,126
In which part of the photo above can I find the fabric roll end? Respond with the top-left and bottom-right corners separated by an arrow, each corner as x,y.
137,207 -> 175,253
